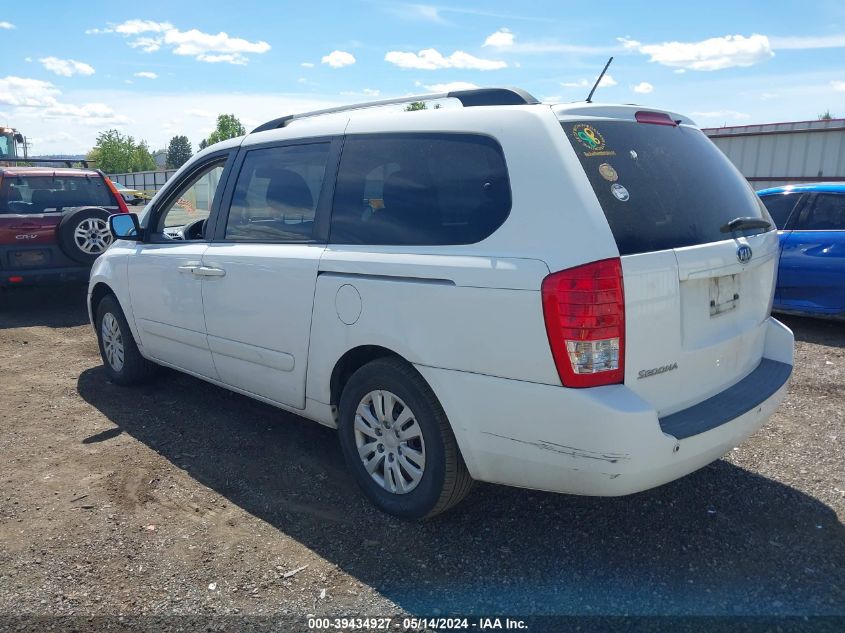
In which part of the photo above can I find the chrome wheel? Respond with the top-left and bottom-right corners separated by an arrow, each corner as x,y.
100,312 -> 125,372
74,217 -> 112,255
354,390 -> 426,494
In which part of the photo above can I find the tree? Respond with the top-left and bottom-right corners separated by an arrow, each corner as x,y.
818,109 -> 834,120
205,114 -> 246,146
166,135 -> 193,168
88,129 -> 157,173
198,139 -> 209,151
132,140 -> 156,172
88,130 -> 135,173
404,102 -> 442,111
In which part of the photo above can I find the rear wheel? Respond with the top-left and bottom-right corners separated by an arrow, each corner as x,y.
338,357 -> 472,519
95,294 -> 155,385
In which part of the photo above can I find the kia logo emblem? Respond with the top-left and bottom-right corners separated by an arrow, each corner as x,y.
737,245 -> 753,264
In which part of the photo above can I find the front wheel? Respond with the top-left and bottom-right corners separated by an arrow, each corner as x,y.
338,357 -> 472,519
95,294 -> 156,385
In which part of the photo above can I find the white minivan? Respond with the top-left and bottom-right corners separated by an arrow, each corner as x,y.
89,88 -> 794,519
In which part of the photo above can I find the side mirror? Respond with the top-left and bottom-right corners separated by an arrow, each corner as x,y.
109,213 -> 142,241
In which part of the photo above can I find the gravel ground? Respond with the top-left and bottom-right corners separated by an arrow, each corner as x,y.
0,285 -> 843,631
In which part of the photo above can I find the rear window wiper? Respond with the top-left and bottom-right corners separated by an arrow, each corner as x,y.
719,216 -> 772,233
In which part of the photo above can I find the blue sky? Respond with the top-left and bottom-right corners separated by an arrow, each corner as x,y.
1,0 -> 844,155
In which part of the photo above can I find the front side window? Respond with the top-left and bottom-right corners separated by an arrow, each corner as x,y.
224,143 -> 330,241
157,162 -> 226,231
794,194 -> 845,231
330,133 -> 511,246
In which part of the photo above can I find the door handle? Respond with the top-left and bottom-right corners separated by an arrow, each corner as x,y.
193,266 -> 226,277
177,264 -> 198,274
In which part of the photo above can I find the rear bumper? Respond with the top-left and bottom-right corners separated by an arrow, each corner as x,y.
416,317 -> 794,496
0,265 -> 90,287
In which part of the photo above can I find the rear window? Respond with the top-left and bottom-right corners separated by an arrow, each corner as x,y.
0,174 -> 116,214
330,133 -> 511,245
564,120 -> 771,255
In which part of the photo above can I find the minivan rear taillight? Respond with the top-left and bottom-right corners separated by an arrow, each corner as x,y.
541,258 -> 625,388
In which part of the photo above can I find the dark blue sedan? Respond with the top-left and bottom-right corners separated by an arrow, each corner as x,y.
758,183 -> 845,319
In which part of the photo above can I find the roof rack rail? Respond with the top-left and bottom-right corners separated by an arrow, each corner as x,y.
252,87 -> 539,133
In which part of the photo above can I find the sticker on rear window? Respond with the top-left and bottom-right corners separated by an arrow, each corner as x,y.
610,183 -> 630,202
572,124 -> 615,157
598,163 -> 618,182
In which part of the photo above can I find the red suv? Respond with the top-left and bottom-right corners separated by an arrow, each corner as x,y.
0,166 -> 128,286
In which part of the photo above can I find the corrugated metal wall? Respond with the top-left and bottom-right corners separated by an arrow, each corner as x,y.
703,119 -> 845,190
108,169 -> 177,192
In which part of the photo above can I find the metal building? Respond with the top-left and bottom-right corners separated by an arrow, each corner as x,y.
702,118 -> 845,190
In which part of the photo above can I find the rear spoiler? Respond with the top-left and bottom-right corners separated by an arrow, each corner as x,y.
0,157 -> 93,168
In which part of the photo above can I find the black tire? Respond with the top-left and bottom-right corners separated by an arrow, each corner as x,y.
338,357 -> 473,519
95,294 -> 156,385
57,206 -> 113,265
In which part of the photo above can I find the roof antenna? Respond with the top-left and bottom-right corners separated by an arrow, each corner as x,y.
586,56 -> 614,103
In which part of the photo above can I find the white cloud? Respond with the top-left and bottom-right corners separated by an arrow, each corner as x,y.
39,57 -> 95,77
24,57 -> 32,62
620,34 -> 773,71
321,50 -> 356,68
301,62 -> 315,68
340,88 -> 382,97
831,80 -> 845,92
128,37 -> 162,53
770,34 -> 845,50
164,28 -> 270,65
483,28 -> 514,47
134,71 -> 157,79
41,102 -> 128,124
385,48 -> 506,70
561,74 -> 616,89
0,21 -> 15,29
13,90 -> 344,154
0,76 -> 60,106
185,108 -> 216,118
424,81 -> 480,92
114,19 -> 173,35
0,76 -> 128,130
633,81 -> 654,94
90,20 -> 270,65
692,110 -> 751,121
387,4 -> 449,25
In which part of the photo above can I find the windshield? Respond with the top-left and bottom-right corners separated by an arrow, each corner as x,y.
563,119 -> 771,255
0,174 -> 116,214
0,134 -> 11,158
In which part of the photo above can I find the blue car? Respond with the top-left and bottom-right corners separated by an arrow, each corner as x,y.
758,183 -> 845,319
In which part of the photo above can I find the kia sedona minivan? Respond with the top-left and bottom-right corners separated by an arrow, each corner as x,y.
88,87 -> 794,518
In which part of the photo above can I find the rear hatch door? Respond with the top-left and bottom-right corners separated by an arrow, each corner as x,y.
562,115 -> 778,415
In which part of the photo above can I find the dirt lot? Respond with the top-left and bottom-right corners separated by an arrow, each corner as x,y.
0,285 -> 843,630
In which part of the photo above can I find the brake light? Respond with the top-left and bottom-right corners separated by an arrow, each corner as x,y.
104,177 -> 130,214
635,110 -> 678,126
541,258 -> 625,388
8,276 -> 23,283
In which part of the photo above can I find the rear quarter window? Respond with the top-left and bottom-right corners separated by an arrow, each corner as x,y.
330,133 -> 511,245
760,193 -> 803,229
563,120 -> 771,255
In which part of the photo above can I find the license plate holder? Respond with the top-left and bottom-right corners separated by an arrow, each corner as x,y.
12,249 -> 49,268
709,274 -> 739,317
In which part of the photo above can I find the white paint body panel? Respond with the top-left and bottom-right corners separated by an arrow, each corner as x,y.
201,243 -> 323,408
89,100 -> 794,498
